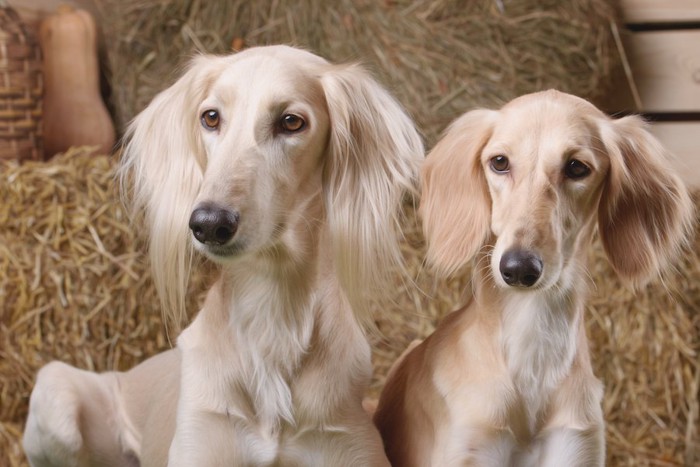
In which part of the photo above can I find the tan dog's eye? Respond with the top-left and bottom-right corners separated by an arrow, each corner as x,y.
201,110 -> 220,130
489,155 -> 510,174
279,114 -> 306,133
564,159 -> 591,180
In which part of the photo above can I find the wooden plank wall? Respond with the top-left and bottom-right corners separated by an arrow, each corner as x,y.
620,0 -> 700,23
618,0 -> 700,188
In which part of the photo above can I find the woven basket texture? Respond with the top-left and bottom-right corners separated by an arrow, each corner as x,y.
0,5 -> 42,162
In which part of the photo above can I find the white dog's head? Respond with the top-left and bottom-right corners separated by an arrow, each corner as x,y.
185,48 -> 330,259
120,45 -> 423,325
421,90 -> 693,292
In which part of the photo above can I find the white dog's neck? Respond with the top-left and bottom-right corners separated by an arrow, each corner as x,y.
179,203 -> 364,438
222,249 -> 319,430
223,243 -> 318,335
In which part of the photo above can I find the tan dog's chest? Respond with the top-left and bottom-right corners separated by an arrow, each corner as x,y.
433,368 -> 600,466
405,302 -> 602,466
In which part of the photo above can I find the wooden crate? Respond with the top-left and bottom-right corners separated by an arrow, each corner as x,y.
616,0 -> 700,188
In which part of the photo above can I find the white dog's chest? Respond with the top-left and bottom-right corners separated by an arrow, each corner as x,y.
172,314 -> 312,463
171,363 -> 312,466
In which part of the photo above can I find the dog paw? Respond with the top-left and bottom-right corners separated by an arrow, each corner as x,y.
23,362 -> 85,467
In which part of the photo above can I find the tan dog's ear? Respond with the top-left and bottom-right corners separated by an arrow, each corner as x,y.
598,115 -> 694,287
320,64 -> 423,322
420,109 -> 498,276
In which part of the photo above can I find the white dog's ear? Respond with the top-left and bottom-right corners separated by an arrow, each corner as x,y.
320,64 -> 423,320
119,55 -> 224,329
420,109 -> 498,277
598,115 -> 694,288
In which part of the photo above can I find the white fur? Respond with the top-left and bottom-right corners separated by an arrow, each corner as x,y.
500,292 -> 579,432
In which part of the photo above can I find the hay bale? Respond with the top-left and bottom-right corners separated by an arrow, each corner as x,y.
95,0 -> 618,144
0,148 -> 212,466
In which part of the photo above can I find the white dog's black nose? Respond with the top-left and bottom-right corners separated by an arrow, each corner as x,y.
189,204 -> 239,245
499,249 -> 543,287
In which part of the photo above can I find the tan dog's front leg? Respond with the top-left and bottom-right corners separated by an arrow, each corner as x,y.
23,361 -> 138,467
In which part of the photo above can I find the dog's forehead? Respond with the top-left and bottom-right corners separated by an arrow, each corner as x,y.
207,49 -> 326,103
503,90 -> 598,113
504,94 -> 577,124
225,46 -> 325,80
233,45 -> 328,67
493,92 -> 598,148
222,56 -> 316,84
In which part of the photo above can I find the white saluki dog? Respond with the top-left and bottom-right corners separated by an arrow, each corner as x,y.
23,45 -> 423,466
373,90 -> 694,466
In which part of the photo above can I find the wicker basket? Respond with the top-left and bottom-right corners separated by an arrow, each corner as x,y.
0,3 -> 42,161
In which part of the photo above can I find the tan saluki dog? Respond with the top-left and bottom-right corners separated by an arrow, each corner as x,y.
374,90 -> 693,466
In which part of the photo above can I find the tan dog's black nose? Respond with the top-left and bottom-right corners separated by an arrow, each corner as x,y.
189,203 -> 239,245
499,249 -> 543,287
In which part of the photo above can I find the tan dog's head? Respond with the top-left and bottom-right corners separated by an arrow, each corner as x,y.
421,90 -> 693,292
120,45 -> 423,325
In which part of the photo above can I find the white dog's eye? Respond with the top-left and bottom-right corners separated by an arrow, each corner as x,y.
564,159 -> 591,180
489,155 -> 510,174
201,109 -> 220,130
279,114 -> 306,133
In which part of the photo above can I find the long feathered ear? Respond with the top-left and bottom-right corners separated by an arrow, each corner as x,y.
419,109 -> 498,277
320,64 -> 423,323
118,55 -> 224,330
598,115 -> 695,288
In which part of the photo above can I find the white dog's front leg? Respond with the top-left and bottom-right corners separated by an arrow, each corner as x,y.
537,426 -> 605,467
23,361 -> 138,467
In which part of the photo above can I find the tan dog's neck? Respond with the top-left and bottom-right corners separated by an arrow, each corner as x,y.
470,245 -> 589,438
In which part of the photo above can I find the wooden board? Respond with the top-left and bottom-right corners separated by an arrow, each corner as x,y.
623,30 -> 700,112
620,0 -> 700,23
649,122 -> 700,188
